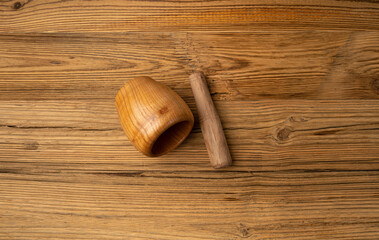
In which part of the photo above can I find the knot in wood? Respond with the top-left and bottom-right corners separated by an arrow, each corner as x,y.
277,127 -> 291,141
237,223 -> 250,237
371,79 -> 379,94
24,141 -> 39,150
159,106 -> 169,115
13,2 -> 22,10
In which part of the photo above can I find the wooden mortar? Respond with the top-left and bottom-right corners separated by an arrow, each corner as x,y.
115,77 -> 194,157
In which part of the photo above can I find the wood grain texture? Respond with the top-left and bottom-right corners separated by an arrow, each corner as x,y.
0,31 -> 378,101
0,172 -> 378,239
1,99 -> 378,172
0,0 -> 379,33
1,0 -> 379,239
0,99 -> 378,239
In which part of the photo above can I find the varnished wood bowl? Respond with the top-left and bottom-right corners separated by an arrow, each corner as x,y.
115,77 -> 194,157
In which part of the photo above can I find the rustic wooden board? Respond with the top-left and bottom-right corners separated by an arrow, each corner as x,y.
1,99 -> 379,239
0,31 -> 378,101
1,100 -> 378,172
0,171 -> 378,239
0,0 -> 379,32
1,0 -> 379,239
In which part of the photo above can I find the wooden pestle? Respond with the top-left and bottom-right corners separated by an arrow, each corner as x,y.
189,71 -> 232,168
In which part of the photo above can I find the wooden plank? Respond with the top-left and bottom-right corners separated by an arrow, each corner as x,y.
189,31 -> 379,100
1,100 -> 378,172
1,99 -> 378,239
0,0 -> 378,33
0,31 -> 378,101
0,171 -> 378,239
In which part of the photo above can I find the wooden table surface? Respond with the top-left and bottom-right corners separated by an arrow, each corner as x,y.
1,0 -> 378,239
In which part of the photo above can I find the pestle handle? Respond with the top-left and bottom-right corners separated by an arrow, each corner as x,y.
189,71 -> 232,169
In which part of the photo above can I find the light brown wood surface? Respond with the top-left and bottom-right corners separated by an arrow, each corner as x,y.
1,0 -> 379,32
0,0 -> 379,239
